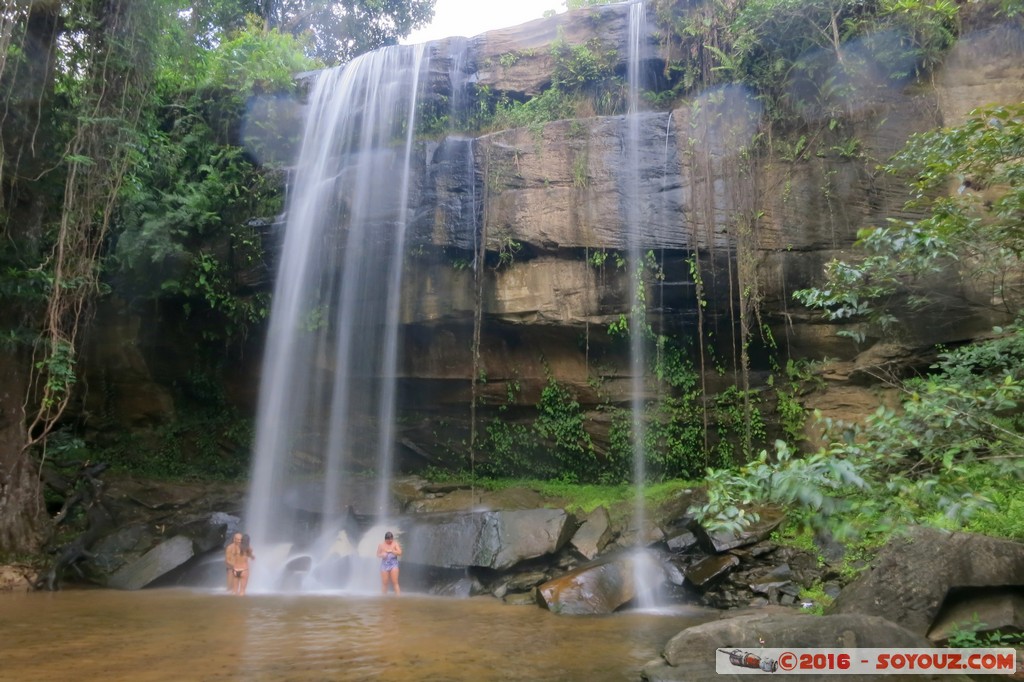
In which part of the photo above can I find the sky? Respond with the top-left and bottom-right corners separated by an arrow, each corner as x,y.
402,0 -> 566,45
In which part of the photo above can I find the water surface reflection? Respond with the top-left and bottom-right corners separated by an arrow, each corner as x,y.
0,589 -> 719,681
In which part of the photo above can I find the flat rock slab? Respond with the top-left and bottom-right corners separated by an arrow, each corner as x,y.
106,535 -> 194,590
405,508 -> 572,570
570,506 -> 612,560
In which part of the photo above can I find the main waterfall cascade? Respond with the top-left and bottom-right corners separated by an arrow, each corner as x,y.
243,2 -> 668,599
245,44 -> 430,593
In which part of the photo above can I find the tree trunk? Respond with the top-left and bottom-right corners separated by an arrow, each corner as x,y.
0,349 -> 46,556
0,2 -> 62,558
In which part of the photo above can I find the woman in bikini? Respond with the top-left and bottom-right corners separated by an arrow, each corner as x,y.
225,533 -> 242,592
233,534 -> 255,596
376,531 -> 402,595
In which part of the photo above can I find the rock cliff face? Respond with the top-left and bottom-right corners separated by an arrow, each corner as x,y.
83,3 -> 1024,468
388,6 -> 1024,461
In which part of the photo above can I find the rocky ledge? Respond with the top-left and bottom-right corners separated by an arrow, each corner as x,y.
5,476 -> 1023,677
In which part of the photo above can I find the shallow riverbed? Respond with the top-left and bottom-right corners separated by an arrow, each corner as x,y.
0,588 -> 720,681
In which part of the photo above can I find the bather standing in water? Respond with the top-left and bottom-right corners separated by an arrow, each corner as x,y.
225,533 -> 242,592
376,531 -> 402,595
233,534 -> 255,596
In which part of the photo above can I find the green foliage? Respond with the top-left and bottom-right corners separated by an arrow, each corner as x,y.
693,325 -> 1024,540
472,33 -> 621,135
797,582 -> 834,615
97,369 -> 252,480
945,616 -> 1024,648
172,252 -> 271,341
113,19 -> 311,347
774,388 -> 806,442
477,377 -> 537,478
893,103 -> 1024,255
651,0 -> 972,121
34,340 -> 77,411
534,375 -> 596,482
772,359 -> 814,443
493,232 -> 523,269
588,249 -> 609,268
478,418 -> 537,478
430,474 -> 694,519
549,37 -> 620,102
878,0 -> 959,77
693,439 -> 869,535
608,313 -> 630,338
186,0 -> 435,65
960,483 -> 1024,540
714,385 -> 768,458
603,337 -> 781,483
795,104 -> 1024,338
646,396 -> 707,476
203,16 -> 317,91
498,51 -> 522,68
487,87 -> 578,134
645,341 -> 707,478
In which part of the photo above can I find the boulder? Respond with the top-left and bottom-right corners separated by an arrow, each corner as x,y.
105,535 -> 195,590
404,508 -> 573,570
828,526 -> 1024,636
177,515 -> 233,554
665,531 -> 697,552
927,588 -> 1024,644
570,506 -> 612,560
614,516 -> 666,549
692,507 -> 785,554
504,570 -> 550,593
432,576 -> 480,598
537,550 -> 665,615
652,487 -> 705,532
84,511 -> 234,585
641,611 -> 970,682
503,590 -> 540,606
748,563 -> 794,595
87,523 -> 152,578
685,554 -> 740,590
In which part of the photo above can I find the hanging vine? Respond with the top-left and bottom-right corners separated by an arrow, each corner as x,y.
23,1 -> 156,455
469,143 -> 493,490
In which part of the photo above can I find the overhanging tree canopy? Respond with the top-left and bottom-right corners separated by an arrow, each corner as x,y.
188,0 -> 435,63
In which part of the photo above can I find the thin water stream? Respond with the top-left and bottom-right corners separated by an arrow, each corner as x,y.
0,589 -> 719,681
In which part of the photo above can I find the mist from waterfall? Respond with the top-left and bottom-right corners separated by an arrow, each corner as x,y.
244,43 -> 428,593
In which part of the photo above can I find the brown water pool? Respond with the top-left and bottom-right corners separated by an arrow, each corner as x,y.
0,589 -> 720,681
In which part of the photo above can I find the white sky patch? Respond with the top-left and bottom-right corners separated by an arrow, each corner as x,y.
402,0 -> 566,44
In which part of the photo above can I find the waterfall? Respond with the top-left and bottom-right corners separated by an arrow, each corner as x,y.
244,43 -> 429,593
626,0 -> 659,609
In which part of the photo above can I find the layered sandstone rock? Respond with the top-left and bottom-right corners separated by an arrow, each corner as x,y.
84,3 -> 1024,458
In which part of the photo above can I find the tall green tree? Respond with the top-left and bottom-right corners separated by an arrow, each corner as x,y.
1,0 -> 169,556
0,0 -> 424,558
113,16 -> 314,347
188,0 -> 435,63
0,0 -> 63,558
